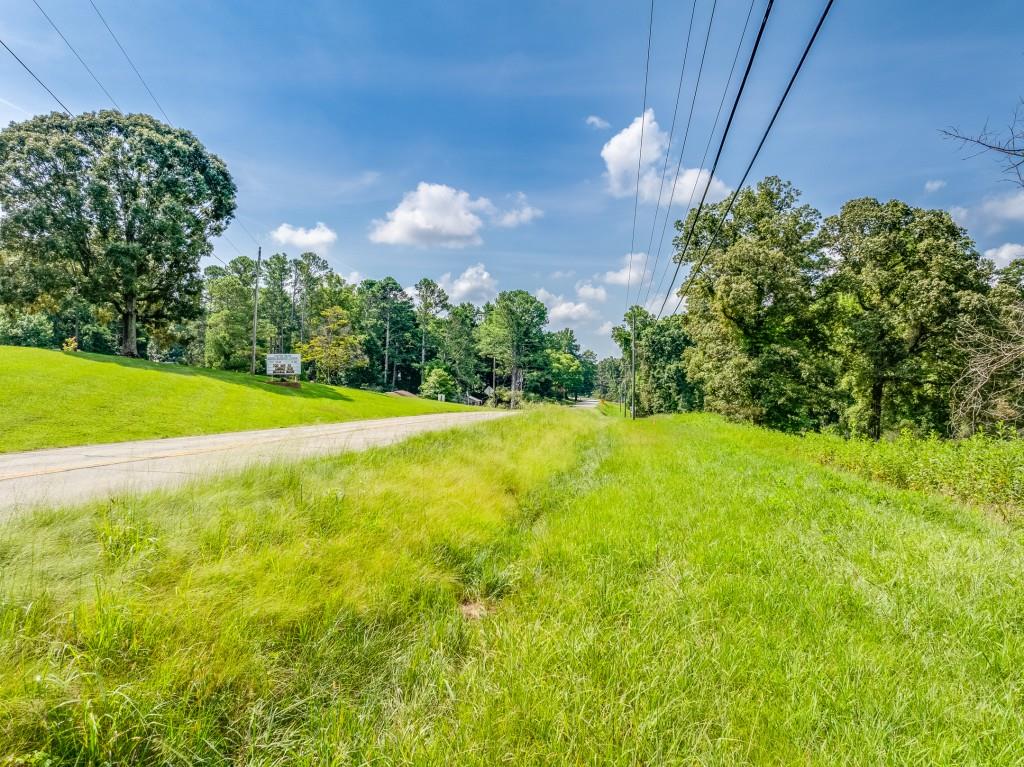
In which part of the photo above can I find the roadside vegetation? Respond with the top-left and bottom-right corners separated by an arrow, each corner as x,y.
3,410 -> 1023,763
0,112 -> 597,409
596,175 -> 1024,445
0,346 -> 471,453
797,427 -> 1024,519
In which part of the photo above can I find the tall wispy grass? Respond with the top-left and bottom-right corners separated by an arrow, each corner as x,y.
3,411 -> 1024,764
796,428 -> 1024,519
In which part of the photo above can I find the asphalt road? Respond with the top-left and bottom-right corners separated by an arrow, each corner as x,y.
573,398 -> 600,409
0,411 -> 513,519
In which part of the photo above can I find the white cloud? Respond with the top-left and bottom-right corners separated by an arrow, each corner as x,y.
335,170 -> 380,194
439,263 -> 498,304
271,222 -> 337,252
586,115 -> 610,129
924,179 -> 946,193
550,269 -> 576,279
537,288 -> 595,324
598,321 -> 615,335
950,205 -> 970,225
601,109 -> 729,205
576,281 -> 607,302
952,190 -> 1024,232
979,190 -> 1024,224
370,182 -> 494,248
602,253 -> 647,286
342,270 -> 363,285
494,192 -> 543,227
984,243 -> 1024,268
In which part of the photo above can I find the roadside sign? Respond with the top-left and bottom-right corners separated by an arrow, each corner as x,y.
484,385 -> 494,396
267,353 -> 301,376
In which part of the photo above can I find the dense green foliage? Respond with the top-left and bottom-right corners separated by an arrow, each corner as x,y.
821,197 -> 990,437
614,176 -> 1017,438
419,367 -> 459,401
0,111 -> 236,357
0,346 -> 470,453
3,410 -> 1023,763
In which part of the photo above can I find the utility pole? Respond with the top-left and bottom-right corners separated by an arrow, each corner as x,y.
250,245 -> 261,376
630,313 -> 636,419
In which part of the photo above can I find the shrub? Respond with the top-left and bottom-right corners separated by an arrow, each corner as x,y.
420,368 -> 458,401
0,311 -> 55,348
61,336 -> 79,353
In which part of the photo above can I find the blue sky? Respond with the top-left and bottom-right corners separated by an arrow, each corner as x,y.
2,0 -> 1022,356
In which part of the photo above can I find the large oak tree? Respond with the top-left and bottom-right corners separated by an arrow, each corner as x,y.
822,198 -> 990,437
0,111 -> 236,356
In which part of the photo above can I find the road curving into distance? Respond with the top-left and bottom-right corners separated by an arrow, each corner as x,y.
0,410 -> 514,519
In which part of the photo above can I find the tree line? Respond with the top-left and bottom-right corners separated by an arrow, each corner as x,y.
197,254 -> 597,403
605,176 -> 1022,438
0,111 -> 596,404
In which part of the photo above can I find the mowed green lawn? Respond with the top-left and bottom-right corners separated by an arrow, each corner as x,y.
0,346 -> 472,453
2,410 -> 1023,764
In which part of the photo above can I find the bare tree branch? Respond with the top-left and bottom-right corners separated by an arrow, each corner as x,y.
952,302 -> 1024,434
943,100 -> 1024,187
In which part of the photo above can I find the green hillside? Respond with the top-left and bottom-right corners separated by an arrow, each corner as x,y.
0,346 -> 473,453
2,410 -> 1022,763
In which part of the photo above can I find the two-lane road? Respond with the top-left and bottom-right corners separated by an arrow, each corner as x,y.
0,410 -> 513,518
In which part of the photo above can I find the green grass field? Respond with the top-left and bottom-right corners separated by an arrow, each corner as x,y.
0,346 -> 473,453
2,410 -> 1022,764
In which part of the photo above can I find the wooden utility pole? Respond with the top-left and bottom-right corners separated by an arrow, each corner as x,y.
630,314 -> 636,419
250,245 -> 261,375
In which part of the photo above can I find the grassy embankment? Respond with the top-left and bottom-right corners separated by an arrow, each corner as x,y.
2,410 -> 1023,763
0,346 -> 472,453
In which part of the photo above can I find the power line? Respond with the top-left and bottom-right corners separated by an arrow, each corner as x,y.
220,233 -> 247,260
32,0 -> 120,110
88,0 -> 170,123
655,0 -> 776,318
671,0 -> 836,315
641,0 -> 732,307
624,0 -> 655,310
84,3 -> 267,277
642,0 -> 756,307
0,36 -> 71,115
633,0 -> 700,303
235,219 -> 262,248
624,0 -> 656,420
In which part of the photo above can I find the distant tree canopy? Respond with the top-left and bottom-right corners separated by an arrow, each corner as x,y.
0,111 -> 236,356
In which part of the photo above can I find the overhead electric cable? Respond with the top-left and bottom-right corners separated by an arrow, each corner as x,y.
622,0 -> 656,420
642,0 -> 755,306
633,0 -> 701,299
32,0 -> 120,110
670,0 -> 836,315
236,219 -> 262,248
0,36 -> 71,115
655,0 -> 776,318
624,0 -> 656,309
87,0 -> 170,123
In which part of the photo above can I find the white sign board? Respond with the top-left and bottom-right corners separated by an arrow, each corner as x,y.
267,353 -> 301,376
484,385 -> 495,396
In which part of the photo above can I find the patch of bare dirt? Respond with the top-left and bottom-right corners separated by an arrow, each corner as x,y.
460,600 -> 487,620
